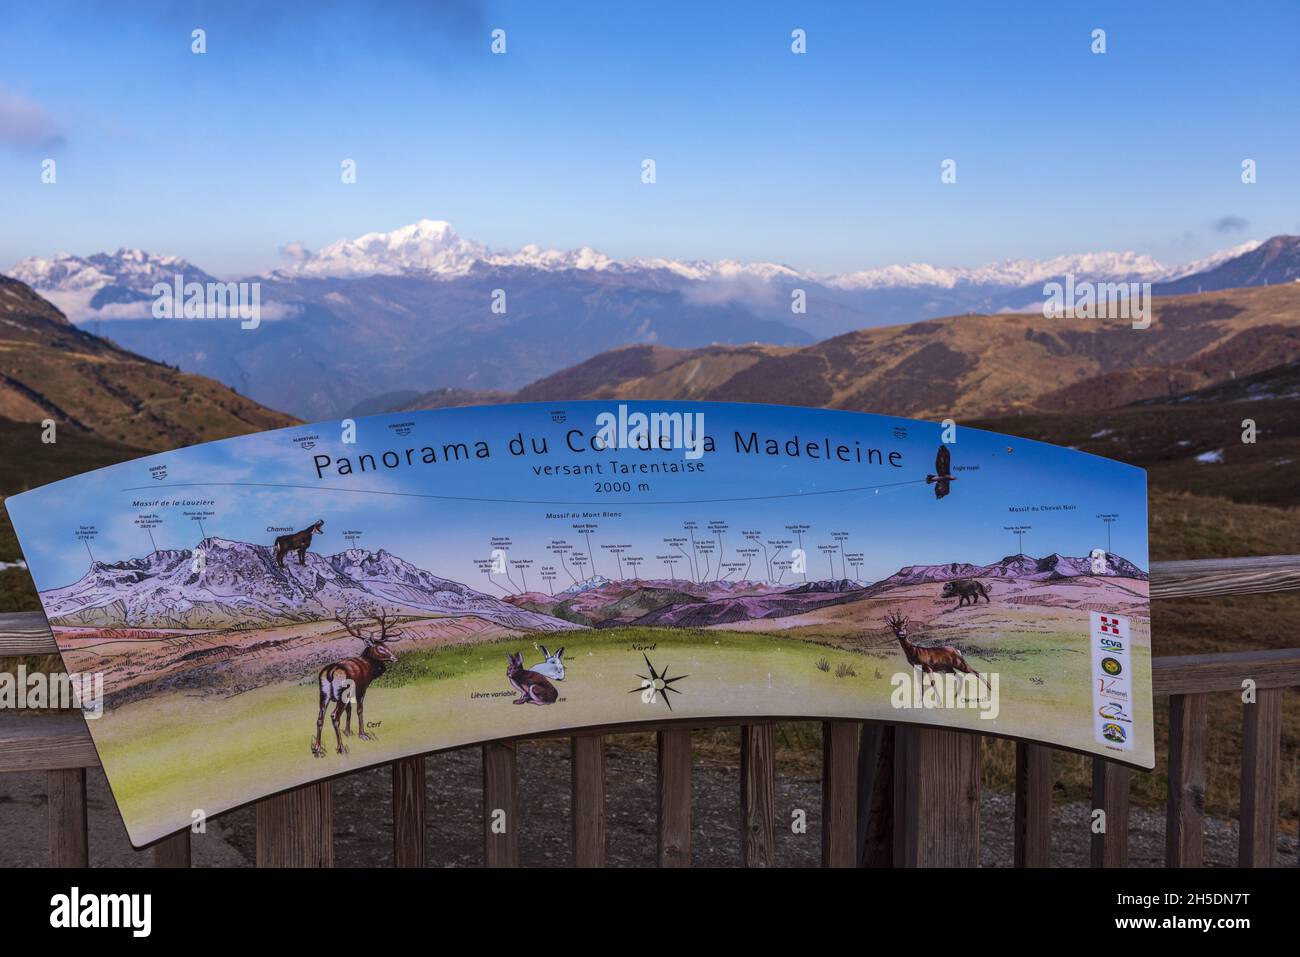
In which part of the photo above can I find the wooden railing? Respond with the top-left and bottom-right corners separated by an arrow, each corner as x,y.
2,554 -> 1298,867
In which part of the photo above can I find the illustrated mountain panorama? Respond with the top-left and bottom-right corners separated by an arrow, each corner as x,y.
8,221 -> 1300,422
45,537 -> 578,633
42,533 -> 1146,634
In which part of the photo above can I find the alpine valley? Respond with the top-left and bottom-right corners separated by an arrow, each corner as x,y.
11,221 -> 1295,421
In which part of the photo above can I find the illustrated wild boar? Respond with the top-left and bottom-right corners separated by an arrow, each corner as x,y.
941,578 -> 990,606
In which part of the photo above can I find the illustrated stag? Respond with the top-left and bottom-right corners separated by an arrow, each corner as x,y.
885,612 -> 990,695
312,606 -> 404,757
275,519 -> 324,568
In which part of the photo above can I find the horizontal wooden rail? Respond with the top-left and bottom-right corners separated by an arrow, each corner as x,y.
1149,554 -> 1300,600
0,612 -> 59,657
1152,648 -> 1300,695
0,710 -> 98,772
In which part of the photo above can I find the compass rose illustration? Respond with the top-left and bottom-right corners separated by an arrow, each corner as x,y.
629,653 -> 687,711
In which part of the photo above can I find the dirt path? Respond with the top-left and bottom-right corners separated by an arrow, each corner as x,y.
0,740 -> 1293,867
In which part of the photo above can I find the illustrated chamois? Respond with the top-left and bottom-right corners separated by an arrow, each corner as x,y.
884,612 -> 990,694
275,520 -> 324,568
312,606 -> 403,758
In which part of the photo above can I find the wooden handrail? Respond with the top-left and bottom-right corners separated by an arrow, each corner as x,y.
0,611 -> 58,657
0,710 -> 98,772
1152,648 -> 1300,695
1149,553 -> 1300,600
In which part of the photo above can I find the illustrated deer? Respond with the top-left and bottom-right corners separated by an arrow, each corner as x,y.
884,612 -> 990,695
275,519 -> 324,568
312,606 -> 404,758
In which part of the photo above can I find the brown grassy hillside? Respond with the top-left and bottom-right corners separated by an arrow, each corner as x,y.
513,343 -> 790,403
0,276 -> 295,451
474,284 -> 1300,420
972,370 -> 1300,509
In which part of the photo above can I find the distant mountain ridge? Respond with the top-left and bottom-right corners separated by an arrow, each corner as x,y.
42,537 -> 581,632
880,552 -> 1147,587
9,222 -> 1279,419
559,575 -> 613,595
503,552 -> 1145,630
596,551 -> 1144,630
1153,235 -> 1300,296
39,539 -> 1144,633
8,249 -> 218,321
463,282 -> 1300,420
9,248 -> 214,293
788,579 -> 861,593
13,221 -> 1259,302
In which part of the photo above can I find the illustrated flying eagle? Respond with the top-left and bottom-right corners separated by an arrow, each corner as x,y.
926,445 -> 956,500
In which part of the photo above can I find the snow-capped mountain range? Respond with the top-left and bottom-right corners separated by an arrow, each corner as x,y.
11,219 -> 1259,292
880,552 -> 1147,587
9,248 -> 212,292
559,575 -> 614,595
829,242 -> 1259,291
3,221 -> 1284,421
42,537 -> 581,632
7,249 -> 218,324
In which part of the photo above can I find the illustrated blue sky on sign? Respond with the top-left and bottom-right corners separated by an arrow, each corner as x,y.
10,402 -> 1148,592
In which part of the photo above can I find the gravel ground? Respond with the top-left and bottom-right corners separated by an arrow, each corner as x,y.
0,742 -> 1294,867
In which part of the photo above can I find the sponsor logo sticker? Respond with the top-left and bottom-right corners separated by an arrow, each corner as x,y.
1090,611 -> 1133,751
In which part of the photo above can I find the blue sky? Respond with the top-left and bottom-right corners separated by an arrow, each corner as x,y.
2,0 -> 1297,275
8,402 -> 1147,591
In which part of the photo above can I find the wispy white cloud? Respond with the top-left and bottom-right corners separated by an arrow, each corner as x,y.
279,241 -> 312,267
0,88 -> 65,151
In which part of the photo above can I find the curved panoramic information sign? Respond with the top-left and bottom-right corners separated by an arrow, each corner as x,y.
7,401 -> 1152,846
